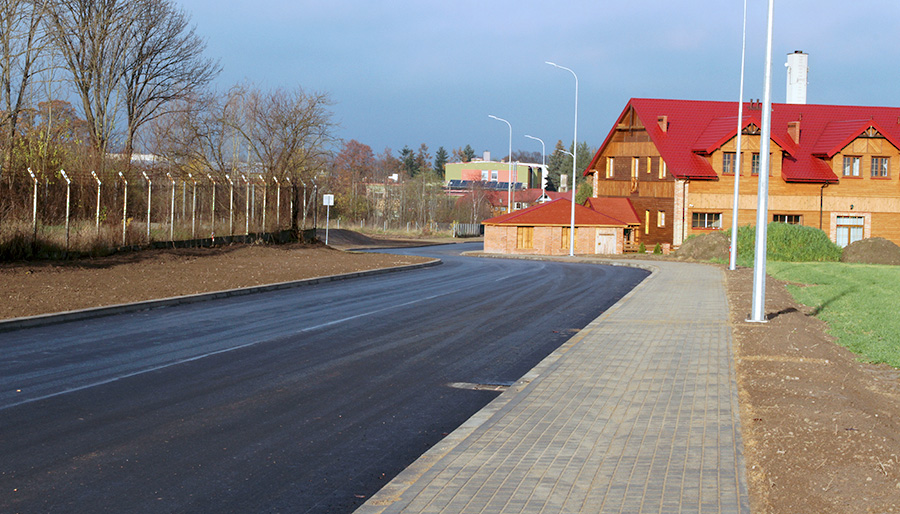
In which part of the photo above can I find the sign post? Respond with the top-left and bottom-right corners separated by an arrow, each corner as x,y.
323,194 -> 334,245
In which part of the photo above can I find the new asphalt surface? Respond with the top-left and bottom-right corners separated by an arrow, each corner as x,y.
0,242 -> 649,513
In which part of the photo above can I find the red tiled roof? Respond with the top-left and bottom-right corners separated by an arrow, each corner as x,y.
483,198 -> 629,227
583,197 -> 641,225
586,98 -> 900,184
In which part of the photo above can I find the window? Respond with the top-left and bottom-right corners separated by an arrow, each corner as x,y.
751,153 -> 760,175
606,157 -> 614,178
644,210 -> 650,234
516,226 -> 534,249
646,156 -> 652,174
773,214 -> 801,224
491,170 -> 498,182
835,216 -> 864,247
872,157 -> 890,178
659,159 -> 667,179
722,152 -> 736,175
843,156 -> 861,177
657,211 -> 666,228
631,157 -> 640,179
481,170 -> 489,181
692,212 -> 722,229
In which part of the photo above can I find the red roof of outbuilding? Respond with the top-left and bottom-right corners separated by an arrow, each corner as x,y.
483,198 -> 629,227
583,197 -> 641,225
586,98 -> 900,184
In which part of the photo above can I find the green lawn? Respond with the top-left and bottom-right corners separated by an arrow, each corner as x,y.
767,261 -> 900,367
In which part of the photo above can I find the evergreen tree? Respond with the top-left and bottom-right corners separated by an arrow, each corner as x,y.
399,145 -> 416,177
433,146 -> 449,178
462,144 -> 476,162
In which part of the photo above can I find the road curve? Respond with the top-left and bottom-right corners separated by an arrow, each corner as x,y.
0,242 -> 648,513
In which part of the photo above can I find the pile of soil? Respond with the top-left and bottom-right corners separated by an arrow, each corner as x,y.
841,237 -> 900,265
675,231 -> 730,261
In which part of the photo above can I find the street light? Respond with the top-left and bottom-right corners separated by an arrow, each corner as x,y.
547,61 -> 578,256
524,134 -> 546,198
488,114 -> 513,214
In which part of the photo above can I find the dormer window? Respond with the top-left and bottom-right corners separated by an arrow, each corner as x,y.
722,152 -> 736,175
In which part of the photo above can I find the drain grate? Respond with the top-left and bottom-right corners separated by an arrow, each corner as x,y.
446,381 -> 514,392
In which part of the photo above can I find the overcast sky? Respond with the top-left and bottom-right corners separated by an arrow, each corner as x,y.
178,0 -> 900,161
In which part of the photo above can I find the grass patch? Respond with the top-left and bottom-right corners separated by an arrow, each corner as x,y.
767,261 -> 900,367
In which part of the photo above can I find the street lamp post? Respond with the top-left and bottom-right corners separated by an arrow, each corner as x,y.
547,61 -> 578,257
524,134 -> 546,197
750,0 -> 776,322
488,115 -> 513,214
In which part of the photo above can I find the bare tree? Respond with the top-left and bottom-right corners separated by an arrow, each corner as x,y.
121,0 -> 218,161
44,0 -> 134,164
0,0 -> 46,178
234,86 -> 335,230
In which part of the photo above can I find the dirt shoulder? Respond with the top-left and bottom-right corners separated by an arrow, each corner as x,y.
2,242 -> 898,511
727,266 -> 900,513
0,241 -> 432,320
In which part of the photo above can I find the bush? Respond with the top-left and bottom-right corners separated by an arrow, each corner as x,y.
638,241 -> 646,253
653,242 -> 662,254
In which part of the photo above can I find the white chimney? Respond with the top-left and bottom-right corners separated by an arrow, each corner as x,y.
785,51 -> 808,104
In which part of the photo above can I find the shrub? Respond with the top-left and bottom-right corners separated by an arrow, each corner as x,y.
653,242 -> 662,254
733,222 -> 841,267
638,241 -> 646,253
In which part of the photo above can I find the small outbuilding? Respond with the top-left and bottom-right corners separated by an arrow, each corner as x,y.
482,198 -> 636,255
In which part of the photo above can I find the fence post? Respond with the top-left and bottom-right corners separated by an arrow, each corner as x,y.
60,170 -> 71,255
166,172 -> 175,242
119,172 -> 127,246
207,174 -> 216,240
273,176 -> 280,230
142,171 -> 151,242
260,173 -> 267,235
226,174 -> 234,236
27,168 -> 38,244
91,171 -> 101,236
241,173 -> 249,236
188,172 -> 196,240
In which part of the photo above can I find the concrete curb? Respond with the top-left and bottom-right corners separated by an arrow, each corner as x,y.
0,259 -> 442,333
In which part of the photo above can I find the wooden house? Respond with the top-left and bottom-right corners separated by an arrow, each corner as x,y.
585,98 -> 900,248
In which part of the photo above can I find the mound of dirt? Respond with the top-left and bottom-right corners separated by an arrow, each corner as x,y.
315,228 -> 382,247
841,237 -> 900,265
675,231 -> 729,261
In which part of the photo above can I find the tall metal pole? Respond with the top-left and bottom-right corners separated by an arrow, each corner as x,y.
547,61 -> 578,256
729,0 -> 749,271
260,173 -> 267,234
488,115 -> 513,214
525,135 -> 546,197
189,173 -> 196,240
750,0 -> 776,322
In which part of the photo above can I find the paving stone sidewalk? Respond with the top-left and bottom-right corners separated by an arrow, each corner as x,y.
358,260 -> 750,514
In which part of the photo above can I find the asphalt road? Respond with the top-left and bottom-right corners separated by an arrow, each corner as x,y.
0,243 -> 649,513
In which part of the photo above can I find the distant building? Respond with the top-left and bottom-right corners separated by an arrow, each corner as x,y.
444,152 -> 545,191
482,198 -> 639,255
